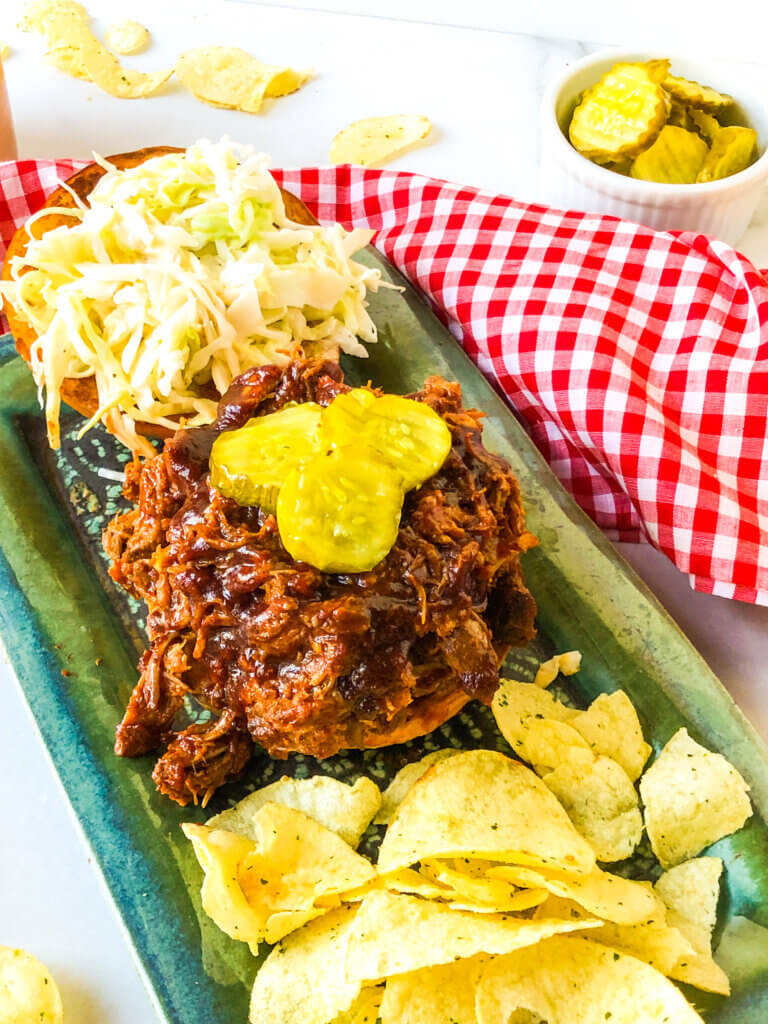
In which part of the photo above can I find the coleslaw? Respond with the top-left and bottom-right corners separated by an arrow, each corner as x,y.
0,139 -> 382,451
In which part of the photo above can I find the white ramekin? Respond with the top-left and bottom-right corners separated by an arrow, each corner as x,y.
540,49 -> 768,246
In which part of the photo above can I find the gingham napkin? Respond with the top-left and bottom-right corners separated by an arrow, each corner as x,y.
2,159 -> 768,604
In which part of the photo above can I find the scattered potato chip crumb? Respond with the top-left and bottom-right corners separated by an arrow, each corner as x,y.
176,46 -> 311,113
0,947 -> 64,1024
105,19 -> 149,55
330,114 -> 432,167
534,650 -> 582,688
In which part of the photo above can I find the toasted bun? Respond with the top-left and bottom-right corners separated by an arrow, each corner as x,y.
1,146 -> 319,439
351,687 -> 473,749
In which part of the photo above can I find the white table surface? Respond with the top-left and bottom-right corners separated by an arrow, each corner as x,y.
1,2 -> 768,1020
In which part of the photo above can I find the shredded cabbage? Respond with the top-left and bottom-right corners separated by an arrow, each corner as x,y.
0,139 -> 382,451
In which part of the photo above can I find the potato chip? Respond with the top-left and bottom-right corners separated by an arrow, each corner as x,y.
630,125 -> 710,184
376,750 -> 596,877
523,718 -> 593,774
697,125 -> 757,182
379,955 -> 488,1024
208,774 -> 381,848
379,867 -> 452,900
330,115 -> 432,168
655,857 -> 723,939
105,19 -> 149,55
335,986 -> 384,1024
418,860 -> 548,912
21,2 -> 171,97
492,679 -> 578,757
476,935 -> 706,1023
345,890 -> 599,982
249,905 -> 363,1024
569,690 -> 651,781
639,728 -> 752,868
183,802 -> 374,945
176,47 -> 310,113
569,63 -> 668,161
0,947 -> 64,1024
541,753 -> 644,862
18,0 -> 86,33
533,895 -> 730,994
374,750 -> 459,825
663,73 -> 734,113
488,863 -> 662,926
534,650 -> 582,688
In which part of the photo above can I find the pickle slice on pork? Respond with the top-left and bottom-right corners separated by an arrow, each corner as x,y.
210,402 -> 324,511
322,388 -> 452,492
276,445 -> 405,573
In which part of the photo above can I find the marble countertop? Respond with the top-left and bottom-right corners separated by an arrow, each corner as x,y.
1,2 -> 767,1020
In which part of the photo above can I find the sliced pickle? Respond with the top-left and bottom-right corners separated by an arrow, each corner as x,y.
697,125 -> 758,182
210,403 -> 324,511
630,125 -> 709,184
322,389 -> 452,492
276,446 -> 405,573
569,63 -> 667,161
689,107 -> 722,144
643,58 -> 671,85
663,74 -> 733,113
667,100 -> 695,131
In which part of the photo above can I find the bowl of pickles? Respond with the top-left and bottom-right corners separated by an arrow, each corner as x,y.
541,50 -> 768,245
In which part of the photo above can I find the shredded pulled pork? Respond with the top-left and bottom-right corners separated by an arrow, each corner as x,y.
103,360 -> 537,805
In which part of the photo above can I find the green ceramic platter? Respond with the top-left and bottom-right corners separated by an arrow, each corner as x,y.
1,248 -> 767,1023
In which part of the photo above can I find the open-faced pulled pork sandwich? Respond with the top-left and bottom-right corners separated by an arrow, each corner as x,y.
103,359 -> 537,805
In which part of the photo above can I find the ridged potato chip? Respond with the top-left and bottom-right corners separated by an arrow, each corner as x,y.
534,891 -> 730,994
655,856 -> 723,939
20,1 -> 171,97
379,955 -> 488,1024
376,750 -> 596,876
176,46 -> 311,113
208,774 -> 381,848
330,115 -> 432,167
374,750 -> 459,825
345,889 -> 599,982
541,753 -> 644,862
639,728 -> 752,868
492,678 -> 579,757
105,19 -> 149,55
249,905 -> 364,1024
524,718 -> 593,775
631,125 -> 709,183
569,690 -> 651,781
569,63 -> 667,161
0,947 -> 64,1024
663,73 -> 733,113
183,802 -> 375,945
475,935 -> 705,1024
488,863 -> 661,926
697,125 -> 758,182
419,859 -> 548,913
336,986 -> 384,1024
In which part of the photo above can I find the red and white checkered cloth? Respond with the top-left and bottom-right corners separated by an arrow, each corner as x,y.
3,159 -> 768,604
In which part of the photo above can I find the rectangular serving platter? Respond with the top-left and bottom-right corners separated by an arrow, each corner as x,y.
1,247 -> 767,1023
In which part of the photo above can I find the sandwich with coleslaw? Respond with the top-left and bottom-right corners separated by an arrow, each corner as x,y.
0,139 -> 382,454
